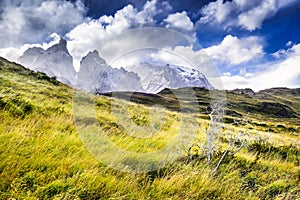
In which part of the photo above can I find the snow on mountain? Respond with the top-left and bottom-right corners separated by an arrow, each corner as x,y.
126,62 -> 214,93
19,39 -> 76,86
78,50 -> 144,93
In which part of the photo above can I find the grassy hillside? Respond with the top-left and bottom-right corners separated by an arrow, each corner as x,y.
102,86 -> 299,135
0,57 -> 299,199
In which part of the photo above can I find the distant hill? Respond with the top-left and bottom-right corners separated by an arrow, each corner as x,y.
101,86 -> 299,128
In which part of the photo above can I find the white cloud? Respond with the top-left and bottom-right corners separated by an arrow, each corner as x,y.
135,0 -> 158,24
96,27 -> 199,68
218,43 -> 300,91
0,0 -> 197,71
223,72 -> 232,77
66,0 -> 161,70
66,6 -> 135,69
109,48 -> 195,71
286,41 -> 293,47
204,35 -> 264,65
239,68 -> 254,77
0,0 -> 86,48
162,1 -> 173,11
199,0 -> 233,25
142,34 -> 264,79
66,0 -> 197,71
272,49 -> 287,58
198,0 -> 279,31
164,11 -> 194,32
272,41 -> 295,58
149,48 -> 196,67
237,0 -> 277,31
164,46 -> 212,68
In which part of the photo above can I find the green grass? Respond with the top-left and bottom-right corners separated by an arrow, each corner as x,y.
0,57 -> 299,199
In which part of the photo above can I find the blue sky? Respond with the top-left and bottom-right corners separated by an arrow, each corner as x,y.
0,0 -> 299,91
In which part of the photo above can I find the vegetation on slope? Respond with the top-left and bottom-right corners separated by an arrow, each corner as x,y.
0,57 -> 299,199
103,86 -> 300,134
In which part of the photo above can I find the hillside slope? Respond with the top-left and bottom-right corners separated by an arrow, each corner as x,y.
0,57 -> 299,199
102,86 -> 300,134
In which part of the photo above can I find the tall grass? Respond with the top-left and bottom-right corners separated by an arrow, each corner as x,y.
0,59 -> 299,199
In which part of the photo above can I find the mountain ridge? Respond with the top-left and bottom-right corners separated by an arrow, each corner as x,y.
125,62 -> 214,93
17,39 -> 214,93
78,50 -> 144,93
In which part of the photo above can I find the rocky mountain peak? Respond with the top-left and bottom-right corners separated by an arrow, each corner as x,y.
18,38 -> 76,86
80,50 -> 106,65
78,51 -> 144,93
47,38 -> 68,53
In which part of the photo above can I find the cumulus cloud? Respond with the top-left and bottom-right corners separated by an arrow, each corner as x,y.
164,11 -> 194,32
66,0 -> 162,70
198,0 -> 279,31
237,0 -> 277,31
218,43 -> 300,91
199,0 -> 234,25
0,0 -> 86,48
0,0 -> 196,71
154,35 -> 264,70
66,5 -> 135,69
135,0 -> 158,24
204,35 -> 264,65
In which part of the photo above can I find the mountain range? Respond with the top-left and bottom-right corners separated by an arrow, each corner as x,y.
18,38 -> 213,94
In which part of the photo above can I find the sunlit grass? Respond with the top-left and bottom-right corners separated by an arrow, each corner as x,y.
0,58 -> 299,199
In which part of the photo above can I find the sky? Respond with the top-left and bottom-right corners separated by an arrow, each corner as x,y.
0,0 -> 299,91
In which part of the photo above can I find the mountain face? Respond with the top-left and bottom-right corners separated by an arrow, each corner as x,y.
18,40 -> 214,93
125,62 -> 214,93
78,50 -> 144,93
18,39 -> 76,86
